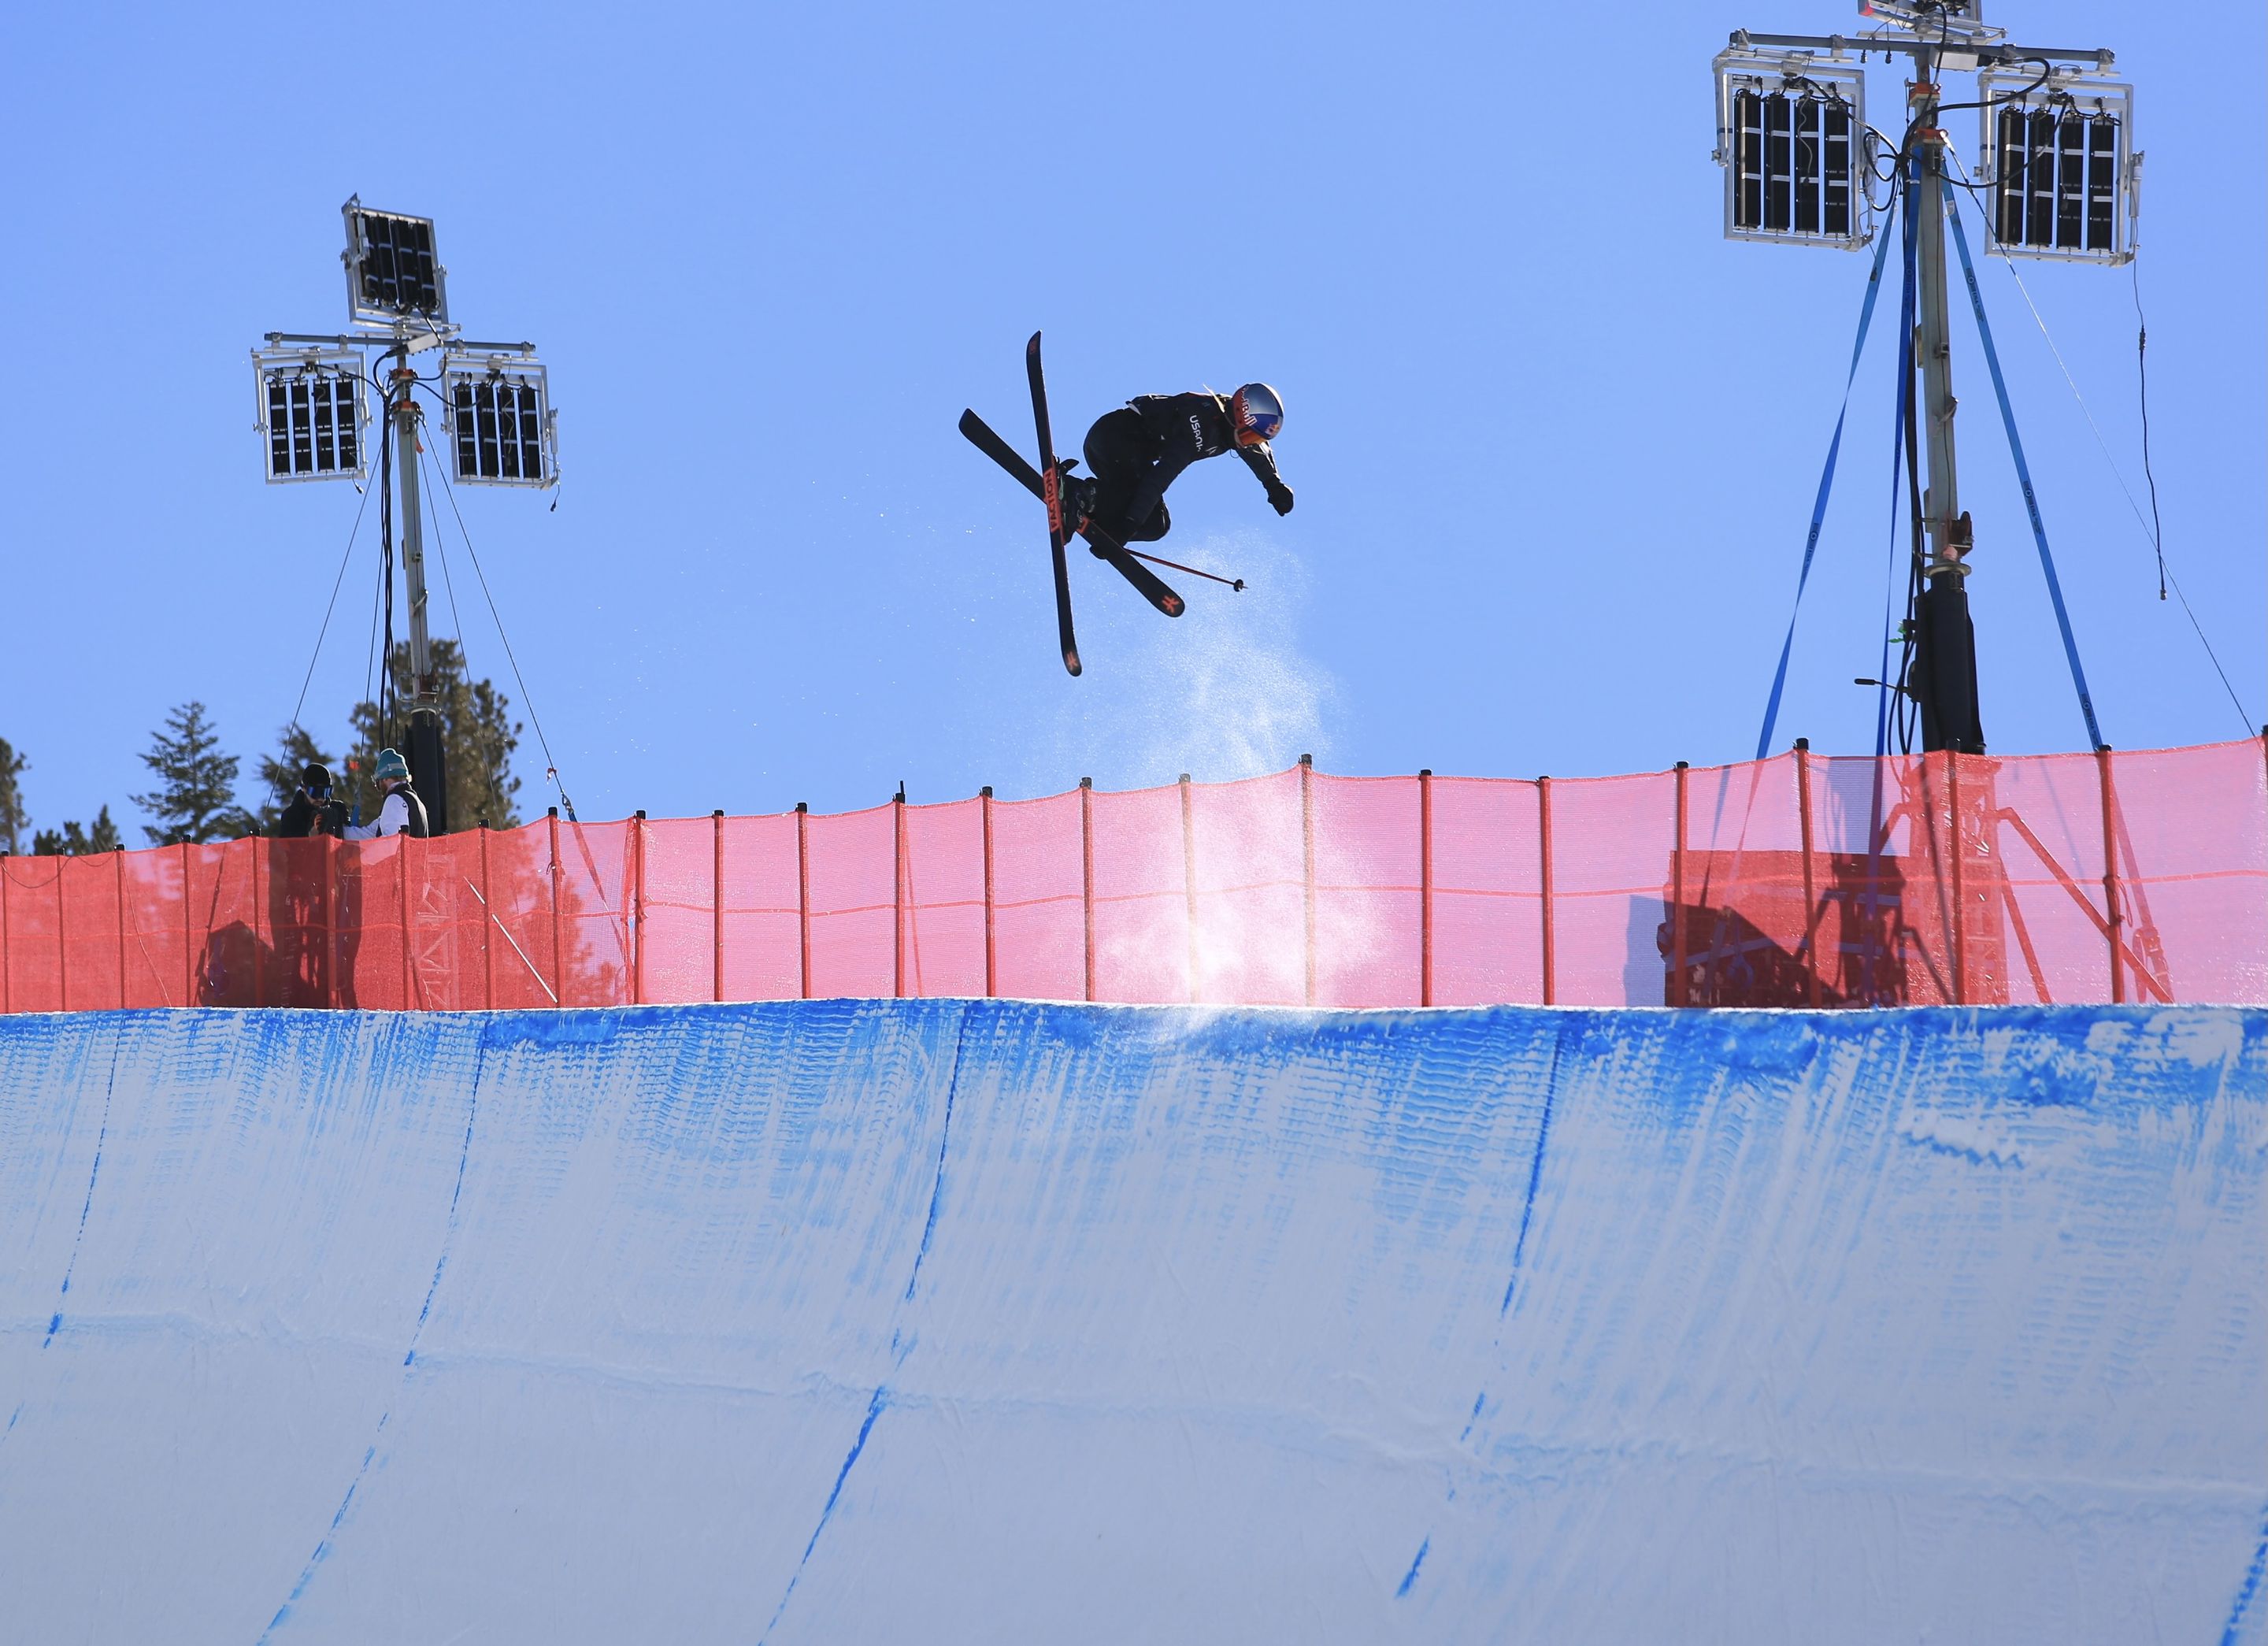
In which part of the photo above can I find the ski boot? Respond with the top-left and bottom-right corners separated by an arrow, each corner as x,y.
1053,462 -> 1099,543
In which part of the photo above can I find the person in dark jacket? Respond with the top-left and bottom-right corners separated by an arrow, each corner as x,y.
272,762 -> 348,840
1068,383 -> 1292,547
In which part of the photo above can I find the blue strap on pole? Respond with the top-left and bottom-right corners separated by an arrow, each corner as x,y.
1754,205 -> 1903,762
1943,182 -> 2107,751
1861,175 -> 1921,1002
1875,176 -> 1921,762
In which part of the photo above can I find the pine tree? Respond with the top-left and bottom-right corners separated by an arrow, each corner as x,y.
0,736 -> 26,855
254,724 -> 340,832
131,702 -> 252,846
343,639 -> 524,832
33,806 -> 121,856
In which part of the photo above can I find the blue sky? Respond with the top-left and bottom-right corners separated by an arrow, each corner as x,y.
1,2 -> 2258,830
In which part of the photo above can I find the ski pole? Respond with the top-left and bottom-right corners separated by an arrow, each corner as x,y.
1120,549 -> 1247,592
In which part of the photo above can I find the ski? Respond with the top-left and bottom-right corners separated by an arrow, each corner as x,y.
1025,332 -> 1082,675
957,408 -> 1187,619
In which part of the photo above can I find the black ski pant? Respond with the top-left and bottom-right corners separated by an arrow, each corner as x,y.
1080,408 -> 1173,544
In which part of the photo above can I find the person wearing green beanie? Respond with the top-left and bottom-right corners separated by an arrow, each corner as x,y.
344,747 -> 431,840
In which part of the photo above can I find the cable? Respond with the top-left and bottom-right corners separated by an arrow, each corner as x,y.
273,472 -> 374,806
361,492 -> 385,791
2131,261 -> 2166,599
418,446 -> 473,651
1944,156 -> 2255,732
424,448 -> 580,820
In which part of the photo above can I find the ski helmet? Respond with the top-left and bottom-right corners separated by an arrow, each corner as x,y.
1230,383 -> 1283,446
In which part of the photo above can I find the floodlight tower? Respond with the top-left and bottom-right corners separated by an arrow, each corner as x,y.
1714,2 -> 2137,753
253,199 -> 558,831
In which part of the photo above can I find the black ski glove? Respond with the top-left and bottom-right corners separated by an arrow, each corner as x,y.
1267,483 -> 1295,517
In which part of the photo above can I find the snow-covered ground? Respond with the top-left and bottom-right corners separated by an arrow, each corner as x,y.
1,1002 -> 2260,1644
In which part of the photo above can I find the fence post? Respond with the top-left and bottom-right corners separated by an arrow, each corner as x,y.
1080,777 -> 1095,1003
1945,752 -> 1966,1006
479,822 -> 496,1010
1794,740 -> 1823,1008
110,847 -> 125,1008
2,855 -> 12,1014
398,832 -> 413,1010
179,840 -> 193,1010
1538,777 -> 1555,1007
56,854 -> 69,1013
548,808 -> 565,1009
324,836 -> 340,1010
1299,754 -> 1317,1007
712,810 -> 726,1004
1180,774 -> 1199,1005
250,839 -> 265,1008
795,803 -> 810,1000
1671,762 -> 1690,1007
893,786 -> 906,999
632,810 -> 647,1007
2096,745 -> 2124,1004
980,787 -> 996,999
1542,784 -> 1560,1010
1418,769 -> 1433,1008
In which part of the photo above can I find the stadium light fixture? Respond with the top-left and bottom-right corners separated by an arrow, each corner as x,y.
342,197 -> 448,328
1714,49 -> 1873,248
1713,2 -> 2133,758
444,356 -> 558,488
252,348 -> 369,484
256,198 -> 556,832
1975,67 -> 2137,265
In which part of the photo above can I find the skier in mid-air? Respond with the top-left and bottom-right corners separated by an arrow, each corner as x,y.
1063,384 -> 1293,549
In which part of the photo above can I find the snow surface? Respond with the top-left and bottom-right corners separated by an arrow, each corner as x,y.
0,1002 -> 2261,1644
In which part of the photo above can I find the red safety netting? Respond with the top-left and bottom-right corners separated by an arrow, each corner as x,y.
3,740 -> 2261,1013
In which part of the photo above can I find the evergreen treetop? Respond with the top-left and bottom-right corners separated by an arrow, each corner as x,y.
131,701 -> 253,846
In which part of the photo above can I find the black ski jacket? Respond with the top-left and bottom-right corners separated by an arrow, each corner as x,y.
273,793 -> 348,840
1124,393 -> 1292,527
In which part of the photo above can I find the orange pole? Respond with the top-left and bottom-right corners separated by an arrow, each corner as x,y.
795,803 -> 810,1000
1946,752 -> 1966,1006
548,809 -> 565,1009
398,832 -> 413,1010
713,810 -> 727,1004
179,840 -> 193,1009
1672,762 -> 1690,1007
56,854 -> 69,1012
2,853 -> 13,1014
250,839 -> 264,1008
1418,769 -> 1433,1008
324,836 -> 339,1010
1080,777 -> 1095,1003
1538,777 -> 1555,1007
1795,740 -> 1823,1008
893,792 -> 906,999
480,822 -> 495,1010
113,846 -> 127,1008
1299,754 -> 1317,1007
1180,774 -> 1199,1005
980,788 -> 996,999
2096,745 -> 2124,1004
632,811 -> 647,1007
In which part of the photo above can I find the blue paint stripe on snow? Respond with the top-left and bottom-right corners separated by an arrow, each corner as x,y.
761,1387 -> 890,1644
2222,1502 -> 2268,1646
258,1027 -> 486,1641
44,1029 -> 123,1347
1395,1537 -> 1430,1597
1499,1020 -> 1567,1317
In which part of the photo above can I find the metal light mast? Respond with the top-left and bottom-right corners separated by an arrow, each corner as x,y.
253,199 -> 558,832
1714,2 -> 2138,753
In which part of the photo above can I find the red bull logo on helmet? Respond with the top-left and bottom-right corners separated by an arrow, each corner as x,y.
1233,383 -> 1284,443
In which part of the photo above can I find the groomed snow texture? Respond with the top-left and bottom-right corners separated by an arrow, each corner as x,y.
1,1002 -> 2262,1644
